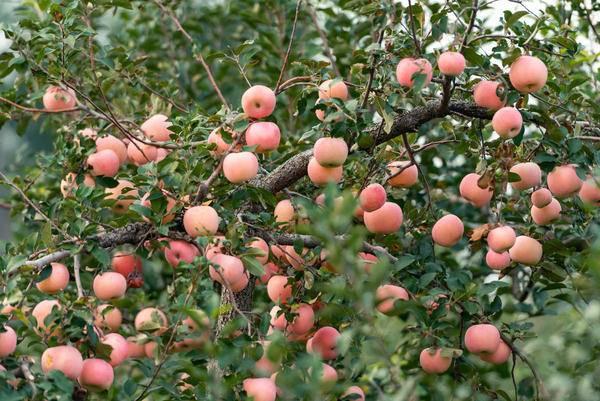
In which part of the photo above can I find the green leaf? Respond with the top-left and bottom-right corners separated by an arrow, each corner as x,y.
505,11 -> 529,28
241,256 -> 265,277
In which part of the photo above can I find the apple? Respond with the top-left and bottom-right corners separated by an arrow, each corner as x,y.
464,324 -> 501,354
509,55 -> 547,93
87,149 -> 120,177
267,275 -> 293,304
93,272 -> 127,300
485,249 -> 511,270
420,347 -> 452,374
479,340 -> 511,364
141,114 -> 173,141
432,214 -> 464,247
307,157 -> 343,185
78,358 -> 114,391
396,57 -> 433,88
135,307 -> 168,334
127,140 -> 158,166
473,80 -> 506,110
100,333 -> 129,366
363,202 -> 403,234
94,304 -> 122,332
579,177 -> 600,205
36,262 -> 70,294
531,188 -> 552,208
387,161 -> 418,187
96,135 -> 127,164
43,86 -> 77,111
242,85 -> 276,119
531,197 -> 561,225
487,226 -> 516,253
359,183 -> 387,212
223,151 -> 259,183
183,205 -> 220,237
243,377 -> 277,401
313,137 -> 348,167
547,165 -> 583,198
459,173 -> 493,207
438,51 -> 466,76
245,122 -> 281,152
510,162 -> 541,190
41,345 -> 83,379
60,173 -> 95,198
104,179 -> 138,214
509,235 -> 543,265
376,284 -> 409,314
0,325 -> 17,357
492,107 -> 522,139
308,326 -> 340,360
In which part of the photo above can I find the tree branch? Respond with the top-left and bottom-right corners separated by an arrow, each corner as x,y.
307,3 -> 341,77
274,0 -> 302,93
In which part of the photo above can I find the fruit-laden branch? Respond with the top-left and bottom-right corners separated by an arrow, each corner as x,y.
251,100 -> 492,193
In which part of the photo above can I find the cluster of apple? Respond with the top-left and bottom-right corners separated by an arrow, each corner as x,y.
421,323 -> 511,374
0,248 -> 211,390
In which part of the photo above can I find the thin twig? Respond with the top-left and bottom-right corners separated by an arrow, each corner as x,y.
400,132 -> 432,211
153,0 -> 230,110
274,0 -> 303,93
73,254 -> 84,298
460,0 -> 479,51
407,0 -> 421,56
307,2 -> 341,77
0,95 -> 78,113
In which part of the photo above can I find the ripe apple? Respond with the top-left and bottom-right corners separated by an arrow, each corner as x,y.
510,162 -> 541,190
96,135 -> 127,164
78,358 -> 114,391
459,173 -> 493,207
396,57 -> 433,88
245,122 -> 281,152
420,347 -> 452,374
223,151 -> 259,183
492,107 -> 522,139
183,205 -> 220,237
387,160 -> 418,187
242,85 -> 276,119
141,114 -> 173,141
432,214 -> 464,247
41,345 -> 83,379
376,284 -> 409,314
135,307 -> 168,334
509,55 -> 547,93
438,51 -> 466,76
36,262 -> 70,294
307,157 -> 343,185
359,183 -> 387,212
531,197 -> 561,225
473,80 -> 506,110
487,226 -> 516,253
531,188 -> 552,208
43,86 -> 77,110
509,235 -> 543,265
464,324 -> 501,354
313,137 -> 348,167
87,149 -> 120,177
363,202 -> 403,234
60,172 -> 95,198
485,249 -> 511,270
547,164 -> 583,198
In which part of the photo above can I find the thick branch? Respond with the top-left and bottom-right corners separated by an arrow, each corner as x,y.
251,101 -> 491,193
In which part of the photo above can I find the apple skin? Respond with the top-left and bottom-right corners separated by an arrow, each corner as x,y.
531,197 -> 561,225
376,284 -> 409,314
531,188 -> 553,208
245,122 -> 281,153
387,160 -> 418,187
141,114 -> 173,141
459,173 -> 493,207
318,79 -> 349,100
32,299 -> 61,334
420,347 -> 452,374
78,358 -> 114,391
359,183 -> 387,212
510,162 -> 542,190
41,345 -> 83,379
43,86 -> 77,110
0,325 -> 17,357
492,107 -> 523,139
135,307 -> 168,335
93,272 -> 127,300
183,205 -> 220,237
547,165 -> 583,198
579,177 -> 600,206
313,137 -> 348,167
487,226 -> 516,253
508,235 -> 543,265
431,214 -> 464,247
396,57 -> 433,88
480,340 -> 512,364
241,85 -> 277,119
36,262 -> 70,294
363,202 -> 403,234
100,333 -> 129,366
473,80 -> 506,110
104,179 -> 138,214
267,275 -> 293,304
96,135 -> 127,164
307,326 -> 340,360
307,157 -> 343,186
485,249 -> 511,270
222,151 -> 259,183
243,377 -> 277,401
87,149 -> 120,177
438,51 -> 466,76
464,324 -> 501,354
342,386 -> 365,401
164,240 -> 199,267
509,55 -> 548,93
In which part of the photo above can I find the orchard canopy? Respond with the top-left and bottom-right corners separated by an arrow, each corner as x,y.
1,0 -> 600,400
